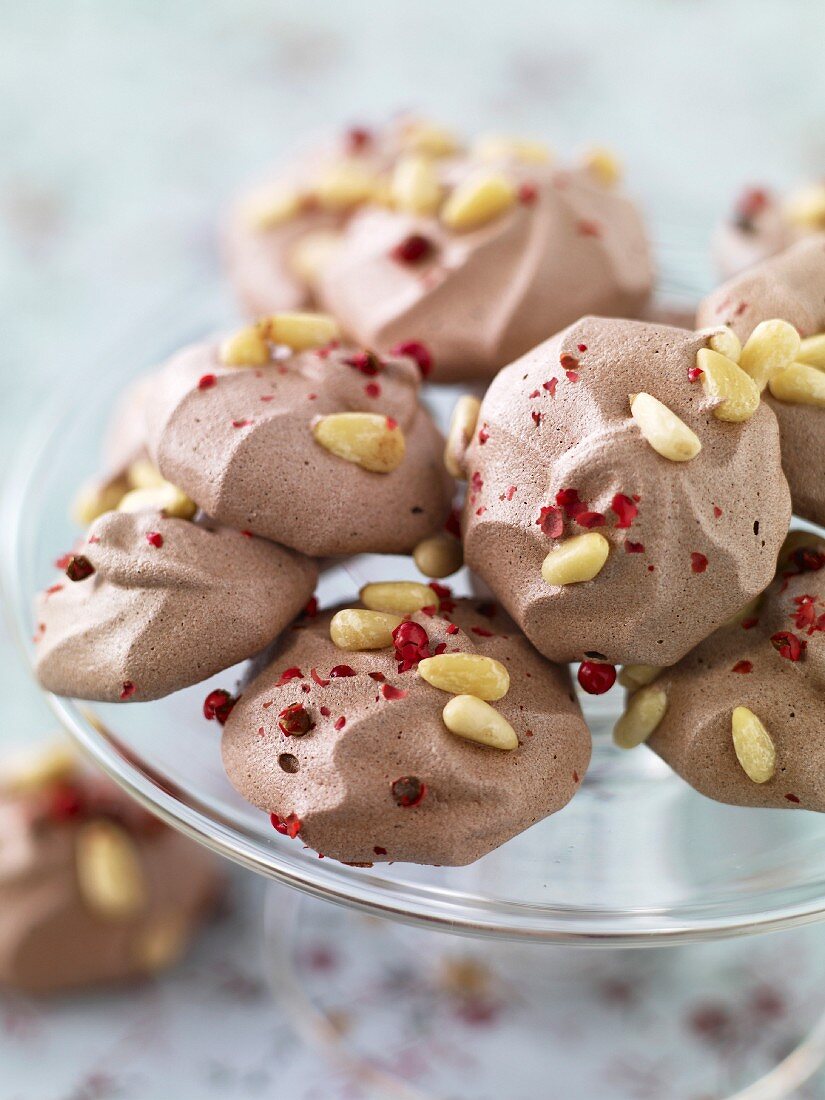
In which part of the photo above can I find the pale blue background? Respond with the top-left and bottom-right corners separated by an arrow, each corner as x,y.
1,2 -> 824,1096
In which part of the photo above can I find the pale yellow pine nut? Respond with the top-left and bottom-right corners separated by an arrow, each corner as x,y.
695,349 -> 761,421
400,120 -> 459,158
783,183 -> 825,229
473,134 -> 552,165
797,333 -> 825,369
731,706 -> 776,783
329,609 -> 403,650
613,686 -> 668,749
360,581 -> 436,615
390,154 -> 442,215
768,362 -> 825,408
412,534 -> 464,578
630,392 -> 702,460
418,653 -> 510,701
442,695 -> 518,750
72,477 -> 130,526
312,160 -> 379,211
738,319 -> 801,390
75,821 -> 148,920
263,311 -> 340,351
134,913 -> 188,972
127,458 -> 167,490
704,326 -> 742,363
582,146 -> 622,186
287,229 -> 343,285
244,186 -> 303,230
617,664 -> 662,692
220,325 -> 270,366
312,412 -> 405,473
541,532 -> 610,586
117,482 -> 197,520
441,173 -> 517,232
444,395 -> 481,478
0,741 -> 76,795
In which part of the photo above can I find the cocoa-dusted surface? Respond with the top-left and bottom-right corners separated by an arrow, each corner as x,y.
222,598 -> 591,867
318,162 -> 653,383
144,338 -> 453,556
35,511 -> 317,703
698,235 -> 825,526
648,536 -> 825,810
462,316 -> 791,666
0,767 -> 220,995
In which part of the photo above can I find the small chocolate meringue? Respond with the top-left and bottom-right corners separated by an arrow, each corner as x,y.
35,510 -> 317,702
460,316 -> 791,667
221,597 -> 590,867
698,235 -> 825,526
0,744 -> 220,995
713,183 -> 825,279
645,533 -> 825,811
318,160 -> 653,382
144,334 -> 453,557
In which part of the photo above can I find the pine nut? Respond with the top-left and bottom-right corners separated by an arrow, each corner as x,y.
582,146 -> 622,186
442,695 -> 518,750
541,532 -> 610,586
267,311 -> 340,351
127,458 -> 167,490
412,534 -> 464,578
739,319 -> 801,391
703,326 -> 742,363
118,482 -> 197,519
783,183 -> 825,229
0,742 -> 76,794
330,609 -> 403,650
312,160 -> 379,211
768,362 -> 825,408
75,821 -> 147,920
244,186 -> 303,230
220,325 -> 270,366
474,135 -> 553,165
360,581 -> 436,614
695,350 -> 761,421
72,477 -> 129,526
312,412 -> 406,473
630,392 -> 702,460
400,120 -> 459,158
288,229 -> 343,285
444,395 -> 481,478
731,706 -> 776,783
617,664 -> 662,692
134,914 -> 188,971
441,173 -> 517,232
390,154 -> 442,215
613,686 -> 668,749
797,333 -> 825,369
418,653 -> 510,700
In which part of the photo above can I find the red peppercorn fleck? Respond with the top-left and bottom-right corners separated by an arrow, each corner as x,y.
531,410 -> 542,427
120,681 -> 136,701
534,504 -> 563,538
429,581 -> 455,613
198,373 -> 217,390
365,382 -> 381,398
741,617 -> 760,630
446,623 -> 459,635
390,233 -> 435,265
565,370 -> 579,382
345,350 -> 384,376
543,378 -> 558,396
345,126 -> 372,153
46,781 -> 86,823
577,219 -> 602,237
576,511 -> 606,529
556,488 -> 587,519
276,667 -> 304,687
444,508 -> 461,538
320,705 -> 331,717
559,353 -> 579,371
691,552 -> 709,574
391,776 -> 426,808
334,716 -> 346,731
278,703 -> 313,736
303,596 -> 319,618
65,555 -> 95,582
382,684 -> 408,701
610,493 -> 638,529
471,626 -> 494,637
577,343 -> 588,353
785,793 -> 801,804
270,812 -> 302,838
329,665 -> 357,678
392,621 -> 430,672
203,688 -> 236,724
688,366 -> 704,383
713,505 -> 723,519
478,424 -> 490,444
518,182 -> 538,205
390,340 -> 433,378
146,531 -> 163,548
368,671 -> 385,682
733,186 -> 769,230
771,631 -> 806,661
732,660 -> 753,674
577,661 -> 617,694
310,667 -> 330,687
55,552 -> 72,570
373,846 -> 388,856
626,541 -> 645,553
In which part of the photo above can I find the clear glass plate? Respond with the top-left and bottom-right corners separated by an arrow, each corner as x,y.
5,273 -> 825,947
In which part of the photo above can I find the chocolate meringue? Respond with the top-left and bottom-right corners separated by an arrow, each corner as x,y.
0,744 -> 220,995
644,533 -> 825,811
697,235 -> 825,526
221,597 -> 590,866
35,510 -> 317,702
318,160 -> 653,382
460,316 -> 791,667
144,333 -> 453,557
713,183 -> 825,278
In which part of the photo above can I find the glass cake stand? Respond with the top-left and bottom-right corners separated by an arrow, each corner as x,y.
5,271 -> 825,1099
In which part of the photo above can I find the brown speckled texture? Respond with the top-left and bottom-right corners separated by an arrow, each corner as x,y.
35,511 -> 317,702
462,317 -> 792,666
0,765 -> 220,995
144,338 -> 454,557
319,162 -> 653,382
698,235 -> 825,528
221,598 -> 591,867
648,535 -> 825,810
